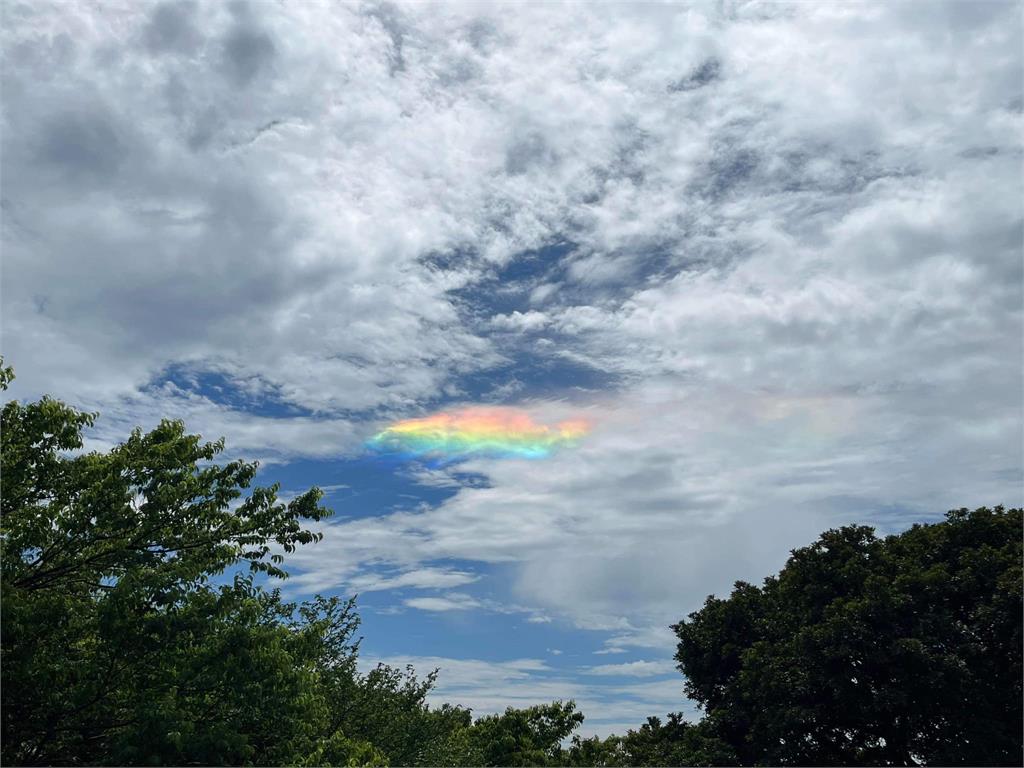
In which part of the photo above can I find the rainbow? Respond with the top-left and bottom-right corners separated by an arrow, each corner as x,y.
368,406 -> 590,460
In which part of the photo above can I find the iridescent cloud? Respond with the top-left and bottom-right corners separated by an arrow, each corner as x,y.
368,406 -> 590,460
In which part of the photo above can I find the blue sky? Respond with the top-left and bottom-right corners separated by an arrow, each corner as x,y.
2,0 -> 1022,738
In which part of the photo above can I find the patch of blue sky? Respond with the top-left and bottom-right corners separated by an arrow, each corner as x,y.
451,240 -> 715,328
496,241 -> 576,284
261,456 -> 464,519
450,349 -> 618,403
232,453 -> 646,668
360,597 -> 554,662
147,362 -> 315,418
447,241 -> 576,318
355,577 -> 650,668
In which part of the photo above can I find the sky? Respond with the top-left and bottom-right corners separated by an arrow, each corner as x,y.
2,0 -> 1022,738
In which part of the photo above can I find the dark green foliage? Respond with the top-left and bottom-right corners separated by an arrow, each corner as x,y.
0,363 -> 385,764
673,508 -> 1024,766
567,715 -> 734,767
463,701 -> 584,766
334,664 -> 473,766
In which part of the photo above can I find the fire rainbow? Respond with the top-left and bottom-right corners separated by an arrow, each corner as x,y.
368,406 -> 590,460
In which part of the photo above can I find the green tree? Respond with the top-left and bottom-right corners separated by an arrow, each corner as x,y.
461,701 -> 584,766
330,662 -> 474,766
673,507 -> 1023,766
566,715 -> 734,767
565,733 -> 627,767
0,363 -> 376,765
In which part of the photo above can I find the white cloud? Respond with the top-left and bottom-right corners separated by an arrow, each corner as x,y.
351,567 -> 480,593
404,593 -> 481,612
5,1 -> 1019,438
585,660 -> 677,677
490,310 -> 551,332
77,383 -> 360,463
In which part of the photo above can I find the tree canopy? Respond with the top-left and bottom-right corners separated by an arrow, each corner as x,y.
673,507 -> 1023,766
565,714 -> 735,767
